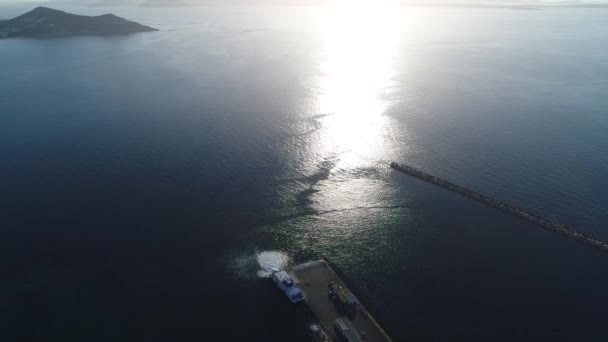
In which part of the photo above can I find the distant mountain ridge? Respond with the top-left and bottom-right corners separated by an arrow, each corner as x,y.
41,0 -> 608,7
0,7 -> 157,39
140,0 -> 192,6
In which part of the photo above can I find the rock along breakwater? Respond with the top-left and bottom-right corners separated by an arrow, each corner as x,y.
390,162 -> 608,252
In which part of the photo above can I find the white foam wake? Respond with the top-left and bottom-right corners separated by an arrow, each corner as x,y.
256,251 -> 290,278
227,249 -> 291,280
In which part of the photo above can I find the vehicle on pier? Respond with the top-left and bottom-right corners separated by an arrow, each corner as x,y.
271,269 -> 304,303
329,282 -> 359,316
307,321 -> 333,342
334,317 -> 365,342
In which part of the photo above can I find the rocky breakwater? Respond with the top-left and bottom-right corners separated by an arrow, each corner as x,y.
390,162 -> 608,252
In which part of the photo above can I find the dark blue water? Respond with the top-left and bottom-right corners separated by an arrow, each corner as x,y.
2,5 -> 608,341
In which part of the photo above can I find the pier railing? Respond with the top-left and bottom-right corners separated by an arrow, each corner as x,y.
390,162 -> 608,252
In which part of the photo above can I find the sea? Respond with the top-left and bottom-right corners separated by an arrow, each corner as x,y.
1,4 -> 608,341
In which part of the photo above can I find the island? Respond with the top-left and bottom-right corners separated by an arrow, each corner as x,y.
0,7 -> 157,39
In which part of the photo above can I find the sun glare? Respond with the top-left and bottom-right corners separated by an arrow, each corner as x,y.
316,1 -> 400,167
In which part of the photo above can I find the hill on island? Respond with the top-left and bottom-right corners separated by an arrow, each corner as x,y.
0,7 -> 157,39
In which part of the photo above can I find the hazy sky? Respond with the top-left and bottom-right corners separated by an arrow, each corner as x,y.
1,0 -> 606,4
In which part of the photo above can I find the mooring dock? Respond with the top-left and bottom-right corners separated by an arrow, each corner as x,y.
288,260 -> 392,342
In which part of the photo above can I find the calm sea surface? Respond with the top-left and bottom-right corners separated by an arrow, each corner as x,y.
2,5 -> 608,341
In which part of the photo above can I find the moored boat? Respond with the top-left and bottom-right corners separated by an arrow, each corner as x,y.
271,269 -> 304,303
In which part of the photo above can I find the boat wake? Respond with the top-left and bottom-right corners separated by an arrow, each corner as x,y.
256,251 -> 290,278
227,249 -> 290,280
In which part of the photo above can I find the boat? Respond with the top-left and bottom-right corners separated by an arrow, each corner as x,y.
270,269 -> 304,303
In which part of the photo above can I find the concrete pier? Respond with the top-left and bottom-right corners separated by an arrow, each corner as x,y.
390,162 -> 608,252
288,260 -> 392,342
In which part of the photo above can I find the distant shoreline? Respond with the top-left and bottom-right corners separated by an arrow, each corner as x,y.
5,2 -> 608,10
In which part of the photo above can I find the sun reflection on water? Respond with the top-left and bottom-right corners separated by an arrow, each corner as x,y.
316,1 -> 400,168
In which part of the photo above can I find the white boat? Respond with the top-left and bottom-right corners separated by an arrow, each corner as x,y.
270,269 -> 304,303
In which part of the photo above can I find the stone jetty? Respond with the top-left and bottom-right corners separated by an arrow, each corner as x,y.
390,162 -> 608,252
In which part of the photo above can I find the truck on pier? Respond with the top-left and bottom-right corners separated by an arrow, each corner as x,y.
334,317 -> 365,342
329,282 -> 359,316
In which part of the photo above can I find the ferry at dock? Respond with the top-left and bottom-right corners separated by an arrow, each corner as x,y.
271,269 -> 304,303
